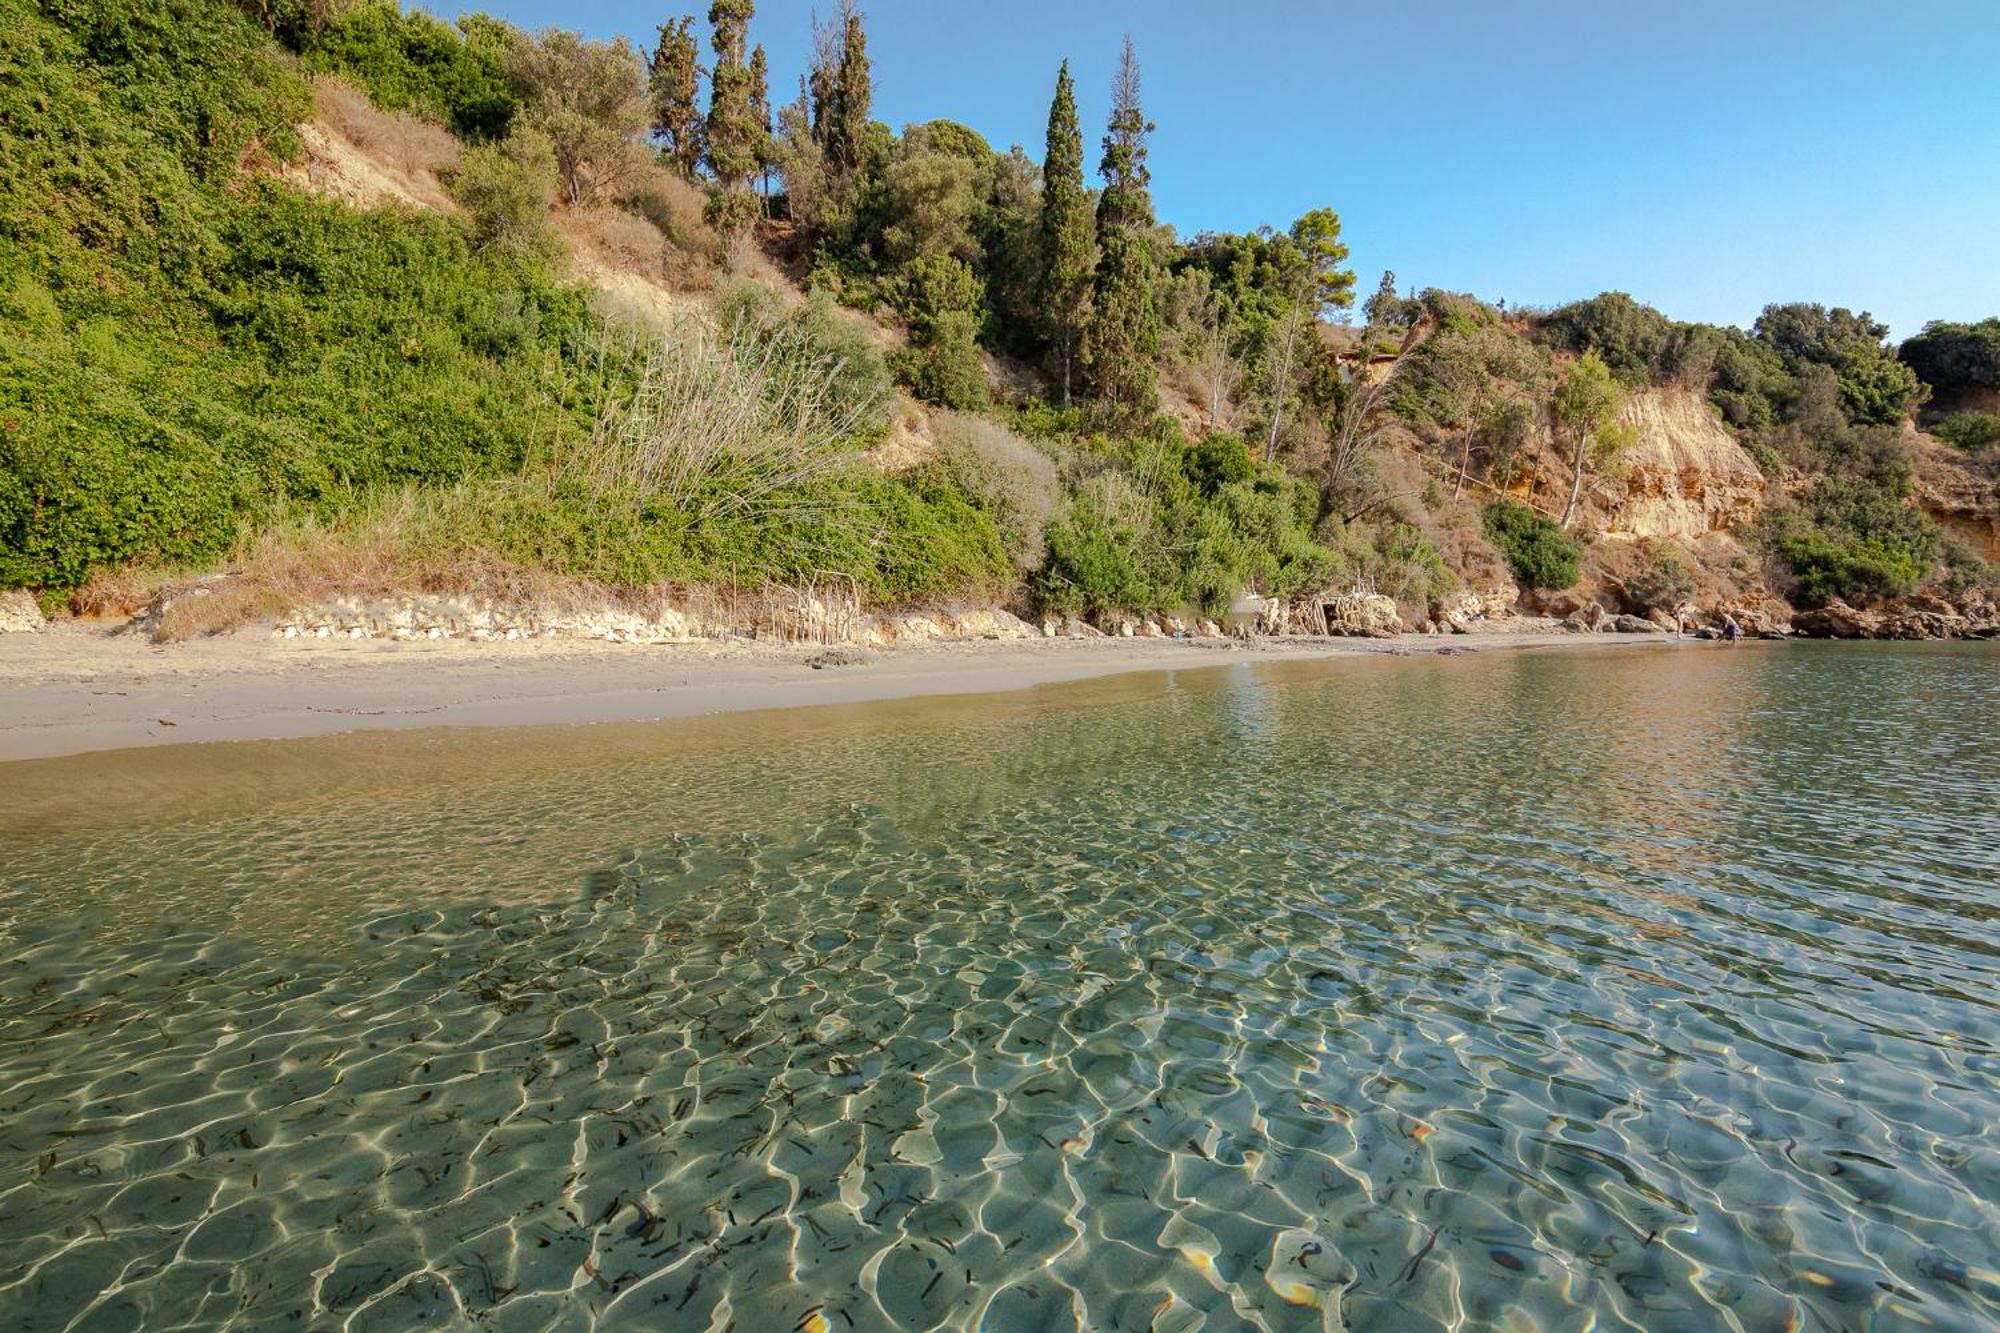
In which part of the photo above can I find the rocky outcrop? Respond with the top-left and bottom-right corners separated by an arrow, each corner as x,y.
1791,593 -> 2000,641
1431,586 -> 1519,633
1595,388 -> 1766,540
0,589 -> 44,633
1911,433 -> 2000,563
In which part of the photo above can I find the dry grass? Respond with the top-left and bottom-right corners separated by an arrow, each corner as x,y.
569,314 -> 885,525
932,411 -> 1059,571
615,164 -> 719,291
564,206 -> 669,281
309,76 -> 459,211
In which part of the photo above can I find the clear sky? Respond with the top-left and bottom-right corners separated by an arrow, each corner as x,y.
461,0 -> 1999,339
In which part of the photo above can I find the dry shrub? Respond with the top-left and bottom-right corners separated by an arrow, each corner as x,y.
569,314 -> 886,523
312,76 -> 459,196
620,165 -> 716,254
932,412 -> 1058,571
564,206 -> 668,281
1427,503 -> 1511,591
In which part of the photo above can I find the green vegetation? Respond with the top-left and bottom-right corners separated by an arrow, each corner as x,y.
1932,412 -> 2000,454
1899,318 -> 2000,403
1755,479 -> 1941,606
1482,502 -> 1581,591
298,0 -> 518,140
2,0 -> 1990,627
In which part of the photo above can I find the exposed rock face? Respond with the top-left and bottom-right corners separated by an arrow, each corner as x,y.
1611,614 -> 1662,634
1595,388 -> 1765,540
1791,593 -> 1999,641
1431,586 -> 1519,633
0,589 -> 44,633
1911,433 -> 2000,563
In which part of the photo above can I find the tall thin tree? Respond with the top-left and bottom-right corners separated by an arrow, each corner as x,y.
704,0 -> 760,241
1037,60 -> 1094,405
647,16 -> 703,180
1082,37 -> 1160,413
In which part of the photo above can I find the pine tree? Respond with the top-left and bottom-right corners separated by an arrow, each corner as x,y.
1083,38 -> 1160,413
648,16 -> 703,181
1037,60 -> 1095,405
704,0 -> 760,238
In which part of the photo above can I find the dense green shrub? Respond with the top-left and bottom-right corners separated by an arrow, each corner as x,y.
301,1 -> 519,140
450,128 -> 558,254
1481,500 -> 1581,590
1538,292 -> 1674,386
1183,433 -> 1255,496
0,0 -> 600,589
891,255 -> 989,410
1899,318 -> 2000,399
1033,433 -> 1339,617
1755,478 -> 1942,606
1932,411 -> 2000,453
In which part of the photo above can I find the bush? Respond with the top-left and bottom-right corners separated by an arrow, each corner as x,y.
450,127 -> 557,254
1482,500 -> 1581,590
1755,478 -> 1941,606
1900,318 -> 2000,399
1625,541 -> 1697,611
892,255 -> 989,410
933,413 -> 1058,571
0,0 -> 601,589
1184,433 -> 1255,496
1537,292 -> 1674,386
301,1 -> 519,140
1932,412 -> 2000,453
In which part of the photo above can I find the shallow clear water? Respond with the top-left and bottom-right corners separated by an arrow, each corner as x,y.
1,643 -> 1996,1331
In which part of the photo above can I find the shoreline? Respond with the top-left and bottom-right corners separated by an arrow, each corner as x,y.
1,621 -> 1688,763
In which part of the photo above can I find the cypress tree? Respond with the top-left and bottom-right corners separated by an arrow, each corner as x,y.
828,8 -> 872,178
704,0 -> 760,237
647,16 -> 703,181
748,42 -> 776,203
1083,37 -> 1161,413
1037,60 -> 1095,405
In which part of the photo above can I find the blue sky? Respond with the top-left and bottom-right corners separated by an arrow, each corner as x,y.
463,0 -> 2000,339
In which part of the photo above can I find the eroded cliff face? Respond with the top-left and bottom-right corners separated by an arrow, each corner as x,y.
1591,388 -> 1766,540
1910,432 -> 2000,563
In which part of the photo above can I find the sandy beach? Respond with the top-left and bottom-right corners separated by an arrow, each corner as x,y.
0,619 -> 1687,763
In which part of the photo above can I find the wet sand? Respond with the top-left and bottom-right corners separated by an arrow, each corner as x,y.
0,620 -> 1674,762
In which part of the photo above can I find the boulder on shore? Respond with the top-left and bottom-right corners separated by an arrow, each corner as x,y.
0,589 -> 44,634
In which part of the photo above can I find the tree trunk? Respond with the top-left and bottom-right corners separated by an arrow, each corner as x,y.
1265,309 -> 1301,463
1454,427 -> 1473,501
1560,429 -> 1588,528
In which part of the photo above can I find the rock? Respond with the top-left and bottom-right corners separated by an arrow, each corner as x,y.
1612,613 -> 1663,633
1562,602 -> 1611,633
1791,600 -> 1882,639
3,589 -> 48,633
1042,619 -> 1061,637
1320,591 -> 1404,638
1196,619 -> 1222,638
806,647 -> 874,669
1139,618 -> 1165,638
1647,609 -> 1678,631
1065,617 -> 1104,638
1115,618 -> 1136,638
